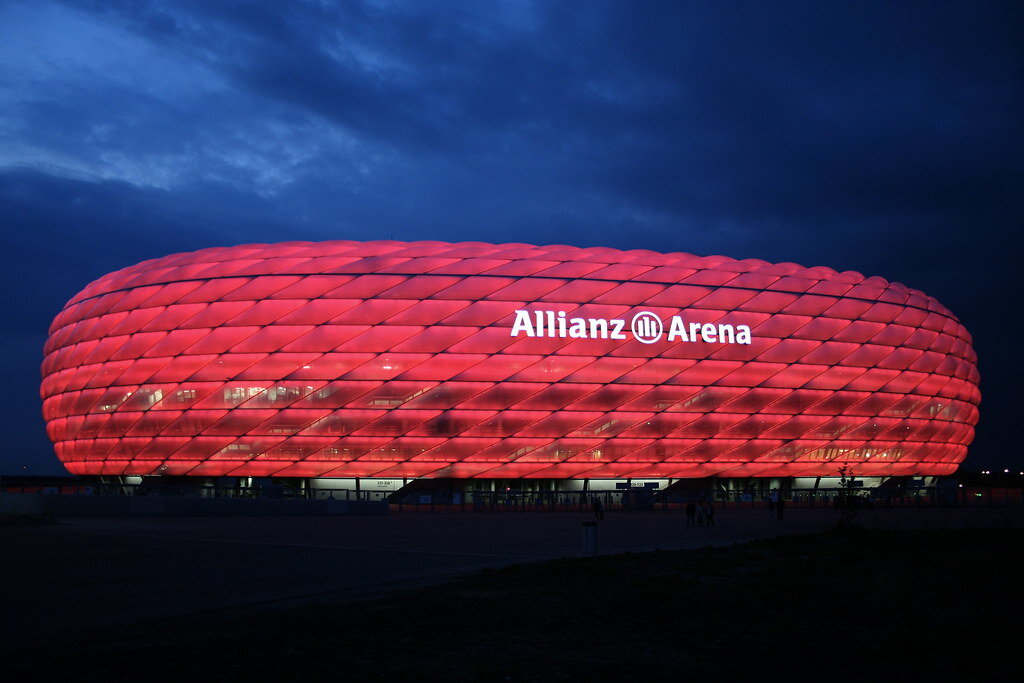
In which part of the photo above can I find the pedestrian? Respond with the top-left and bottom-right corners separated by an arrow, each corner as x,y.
768,488 -> 778,517
776,496 -> 785,520
705,500 -> 715,526
593,497 -> 604,521
685,501 -> 696,526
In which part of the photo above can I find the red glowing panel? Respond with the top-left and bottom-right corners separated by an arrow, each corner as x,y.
41,239 -> 980,478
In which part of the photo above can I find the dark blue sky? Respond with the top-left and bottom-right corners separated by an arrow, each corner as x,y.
2,1 -> 1020,474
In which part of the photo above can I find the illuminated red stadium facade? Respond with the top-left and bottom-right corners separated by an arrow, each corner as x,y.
41,240 -> 979,484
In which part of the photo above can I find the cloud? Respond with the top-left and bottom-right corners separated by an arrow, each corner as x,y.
1,0 -> 1021,471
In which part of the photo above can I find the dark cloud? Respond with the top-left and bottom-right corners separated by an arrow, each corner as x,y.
1,0 -> 1021,472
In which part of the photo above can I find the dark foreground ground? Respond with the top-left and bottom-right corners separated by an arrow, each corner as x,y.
4,523 -> 1021,682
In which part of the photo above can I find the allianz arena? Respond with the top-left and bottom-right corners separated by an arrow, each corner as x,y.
41,240 -> 980,488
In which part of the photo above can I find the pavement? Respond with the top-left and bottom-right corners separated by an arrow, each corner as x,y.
2,504 -> 1021,649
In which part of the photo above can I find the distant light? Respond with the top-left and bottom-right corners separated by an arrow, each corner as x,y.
958,484 -> 963,488
1004,469 -> 1010,473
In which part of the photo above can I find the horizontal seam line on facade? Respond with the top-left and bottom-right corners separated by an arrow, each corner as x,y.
41,357 -> 975,386
62,271 -> 951,319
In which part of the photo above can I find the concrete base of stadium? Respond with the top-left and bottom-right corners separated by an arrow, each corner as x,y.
50,473 -> 942,501
3,473 -> 959,516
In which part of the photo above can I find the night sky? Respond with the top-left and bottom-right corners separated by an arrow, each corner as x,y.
2,1 -> 1020,475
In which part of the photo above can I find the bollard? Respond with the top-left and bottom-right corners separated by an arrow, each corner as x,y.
582,521 -> 598,556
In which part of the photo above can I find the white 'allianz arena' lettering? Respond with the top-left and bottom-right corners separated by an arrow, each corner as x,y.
509,310 -> 752,344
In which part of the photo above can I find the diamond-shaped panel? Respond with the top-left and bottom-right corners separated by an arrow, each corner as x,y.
41,240 -> 980,478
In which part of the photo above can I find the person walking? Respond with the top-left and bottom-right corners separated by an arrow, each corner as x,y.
685,501 -> 696,526
705,500 -> 715,527
592,497 -> 605,521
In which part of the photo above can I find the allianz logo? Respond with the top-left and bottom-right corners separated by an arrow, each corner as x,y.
509,310 -> 753,345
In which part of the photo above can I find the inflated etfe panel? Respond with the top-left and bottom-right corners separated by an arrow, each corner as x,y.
41,240 -> 980,478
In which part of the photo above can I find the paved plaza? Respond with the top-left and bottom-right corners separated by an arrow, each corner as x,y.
2,505 -> 1020,650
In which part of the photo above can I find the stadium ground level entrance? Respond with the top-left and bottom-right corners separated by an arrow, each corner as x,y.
61,473 -> 975,508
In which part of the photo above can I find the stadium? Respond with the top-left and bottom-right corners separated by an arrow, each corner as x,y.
40,240 -> 980,500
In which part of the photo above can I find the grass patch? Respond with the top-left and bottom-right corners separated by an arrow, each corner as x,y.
7,527 -> 1019,681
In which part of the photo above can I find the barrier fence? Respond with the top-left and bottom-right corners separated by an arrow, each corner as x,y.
4,483 -> 1021,514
